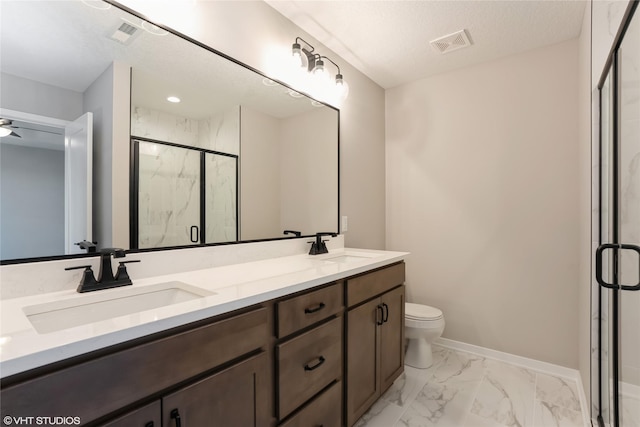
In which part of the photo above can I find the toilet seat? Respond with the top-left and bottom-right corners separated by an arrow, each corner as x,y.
405,303 -> 443,321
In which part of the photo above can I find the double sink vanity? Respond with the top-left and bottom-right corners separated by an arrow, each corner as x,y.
0,247 -> 408,427
0,1 -> 406,425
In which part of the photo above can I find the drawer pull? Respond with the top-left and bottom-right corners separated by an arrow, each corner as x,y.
170,409 -> 182,427
145,423 -> 154,427
304,302 -> 326,314
304,355 -> 326,371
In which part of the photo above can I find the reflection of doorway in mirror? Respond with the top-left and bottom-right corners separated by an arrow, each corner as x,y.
0,110 -> 93,260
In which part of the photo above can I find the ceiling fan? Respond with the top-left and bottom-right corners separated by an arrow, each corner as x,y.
0,118 -> 22,138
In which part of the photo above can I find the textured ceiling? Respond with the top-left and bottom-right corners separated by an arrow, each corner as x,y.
265,0 -> 588,89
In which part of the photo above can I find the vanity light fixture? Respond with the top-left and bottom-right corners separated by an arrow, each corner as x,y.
166,96 -> 181,103
290,37 -> 349,102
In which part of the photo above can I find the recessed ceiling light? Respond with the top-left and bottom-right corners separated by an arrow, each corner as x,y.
167,96 -> 181,103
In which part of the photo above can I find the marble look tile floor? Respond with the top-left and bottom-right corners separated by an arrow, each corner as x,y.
355,345 -> 588,427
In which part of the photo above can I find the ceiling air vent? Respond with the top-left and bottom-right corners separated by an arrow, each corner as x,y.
109,22 -> 139,45
430,29 -> 472,54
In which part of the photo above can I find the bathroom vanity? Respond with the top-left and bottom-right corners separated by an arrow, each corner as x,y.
0,250 -> 407,427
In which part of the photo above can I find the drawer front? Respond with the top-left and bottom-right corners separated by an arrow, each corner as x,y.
346,262 -> 405,307
277,316 -> 342,419
276,282 -> 343,338
100,400 -> 161,427
1,307 -> 268,425
280,381 -> 342,427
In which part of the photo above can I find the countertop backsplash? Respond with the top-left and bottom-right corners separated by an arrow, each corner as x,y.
0,235 -> 345,300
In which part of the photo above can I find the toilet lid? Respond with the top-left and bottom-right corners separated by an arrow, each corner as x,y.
405,303 -> 443,320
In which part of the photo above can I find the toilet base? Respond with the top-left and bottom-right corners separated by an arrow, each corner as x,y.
405,338 -> 433,369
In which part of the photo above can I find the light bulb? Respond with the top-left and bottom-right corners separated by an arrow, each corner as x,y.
0,127 -> 12,137
335,74 -> 349,101
291,43 -> 304,68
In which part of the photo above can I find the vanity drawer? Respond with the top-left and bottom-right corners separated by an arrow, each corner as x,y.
346,262 -> 405,307
276,282 -> 343,338
1,306 -> 268,425
277,316 -> 342,419
280,381 -> 342,427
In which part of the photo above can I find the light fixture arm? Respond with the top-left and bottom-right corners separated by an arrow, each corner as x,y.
295,37 -> 315,54
319,56 -> 341,75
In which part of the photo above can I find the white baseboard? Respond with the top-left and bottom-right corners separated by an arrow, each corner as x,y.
434,337 -> 592,426
435,337 -> 579,379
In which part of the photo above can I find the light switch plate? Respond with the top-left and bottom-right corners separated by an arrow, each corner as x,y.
341,216 -> 348,232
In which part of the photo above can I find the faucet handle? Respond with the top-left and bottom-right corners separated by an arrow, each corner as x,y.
65,265 -> 99,292
65,265 -> 93,271
115,260 -> 140,284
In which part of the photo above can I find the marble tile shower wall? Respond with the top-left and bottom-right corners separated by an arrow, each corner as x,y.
131,105 -> 240,247
356,345 -> 588,427
131,105 -> 240,154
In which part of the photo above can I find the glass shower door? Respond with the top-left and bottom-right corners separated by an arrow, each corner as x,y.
595,3 -> 640,426
617,8 -> 640,426
137,140 -> 201,248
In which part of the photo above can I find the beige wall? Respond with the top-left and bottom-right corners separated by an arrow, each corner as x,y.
240,107 -> 281,240
386,40 -> 580,368
119,0 -> 387,249
280,108 -> 339,235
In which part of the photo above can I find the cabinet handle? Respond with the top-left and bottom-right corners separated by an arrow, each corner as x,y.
376,305 -> 384,325
304,355 -> 326,371
144,423 -> 154,427
170,409 -> 182,427
304,302 -> 326,314
382,303 -> 389,323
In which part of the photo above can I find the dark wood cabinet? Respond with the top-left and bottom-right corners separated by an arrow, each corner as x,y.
280,381 -> 342,427
162,352 -> 270,427
1,261 -> 406,427
380,286 -> 405,392
1,306 -> 270,426
100,401 -> 160,427
275,282 -> 344,424
346,298 -> 380,426
345,263 -> 405,427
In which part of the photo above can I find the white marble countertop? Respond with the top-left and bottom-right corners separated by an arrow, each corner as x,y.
0,248 -> 407,379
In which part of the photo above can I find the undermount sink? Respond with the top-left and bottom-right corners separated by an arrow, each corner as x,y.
23,281 -> 214,334
323,251 -> 379,264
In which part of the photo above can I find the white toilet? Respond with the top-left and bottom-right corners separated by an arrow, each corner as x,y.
404,303 -> 445,369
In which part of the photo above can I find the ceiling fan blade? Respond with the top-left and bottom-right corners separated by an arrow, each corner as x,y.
17,126 -> 61,136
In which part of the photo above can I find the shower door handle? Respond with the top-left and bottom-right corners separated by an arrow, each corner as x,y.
190,225 -> 199,243
595,243 -> 640,291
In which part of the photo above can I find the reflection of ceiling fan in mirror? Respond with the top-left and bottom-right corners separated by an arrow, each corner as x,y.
0,118 -> 65,144
0,118 -> 21,138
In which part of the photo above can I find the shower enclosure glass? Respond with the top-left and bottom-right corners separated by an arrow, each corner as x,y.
595,2 -> 640,426
132,138 -> 238,249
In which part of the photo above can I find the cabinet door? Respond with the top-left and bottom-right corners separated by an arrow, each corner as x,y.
100,401 -> 160,427
346,298 -> 381,427
163,352 -> 270,427
380,285 -> 405,392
